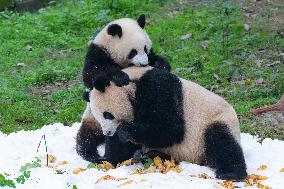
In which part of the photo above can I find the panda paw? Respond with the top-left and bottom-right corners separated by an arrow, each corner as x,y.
117,123 -> 134,143
117,129 -> 131,143
111,71 -> 130,87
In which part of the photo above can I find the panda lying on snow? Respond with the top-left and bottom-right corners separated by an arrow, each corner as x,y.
87,66 -> 247,181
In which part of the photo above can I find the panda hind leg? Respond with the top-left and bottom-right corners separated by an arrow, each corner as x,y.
76,109 -> 105,163
204,122 -> 247,181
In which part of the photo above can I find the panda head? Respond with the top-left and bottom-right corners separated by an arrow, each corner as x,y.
93,14 -> 152,67
88,75 -> 136,136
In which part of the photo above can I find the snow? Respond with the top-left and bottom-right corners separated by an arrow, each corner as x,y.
0,123 -> 284,189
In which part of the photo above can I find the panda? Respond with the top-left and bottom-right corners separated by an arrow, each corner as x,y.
83,14 -> 170,89
88,66 -> 247,181
76,15 -> 170,165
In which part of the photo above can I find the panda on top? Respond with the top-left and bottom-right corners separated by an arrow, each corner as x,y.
76,15 -> 170,165
82,14 -> 170,90
87,66 -> 248,181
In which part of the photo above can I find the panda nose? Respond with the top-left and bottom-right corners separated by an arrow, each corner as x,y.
106,131 -> 112,136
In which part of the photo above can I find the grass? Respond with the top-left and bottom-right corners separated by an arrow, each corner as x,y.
0,0 -> 283,139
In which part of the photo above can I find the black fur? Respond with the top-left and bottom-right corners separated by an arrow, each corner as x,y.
93,75 -> 110,93
82,91 -> 90,102
76,120 -> 139,165
103,133 -> 140,165
137,14 -> 146,28
76,121 -> 105,163
118,68 -> 184,148
204,122 -> 247,181
83,43 -> 130,89
107,24 -> 122,38
148,49 -> 171,72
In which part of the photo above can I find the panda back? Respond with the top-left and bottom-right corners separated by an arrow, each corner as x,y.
133,68 -> 184,127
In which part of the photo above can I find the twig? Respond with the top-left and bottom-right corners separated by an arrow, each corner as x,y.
36,135 -> 49,166
251,95 -> 284,115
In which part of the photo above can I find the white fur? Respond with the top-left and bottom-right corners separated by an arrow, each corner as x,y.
132,53 -> 148,66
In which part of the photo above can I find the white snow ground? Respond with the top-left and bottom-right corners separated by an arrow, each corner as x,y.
0,123 -> 284,189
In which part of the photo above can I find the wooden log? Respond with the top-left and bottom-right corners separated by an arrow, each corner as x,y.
251,95 -> 284,115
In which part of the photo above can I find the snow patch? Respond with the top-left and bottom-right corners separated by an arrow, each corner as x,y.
0,123 -> 284,189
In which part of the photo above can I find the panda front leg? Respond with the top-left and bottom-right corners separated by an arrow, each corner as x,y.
116,122 -> 172,163
204,122 -> 247,181
76,104 -> 105,163
117,121 -> 184,148
103,133 -> 141,166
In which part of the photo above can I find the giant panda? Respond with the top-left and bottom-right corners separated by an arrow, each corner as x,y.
83,14 -> 170,89
88,66 -> 247,181
76,15 -> 170,165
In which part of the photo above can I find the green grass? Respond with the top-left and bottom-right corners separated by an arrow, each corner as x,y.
0,0 -> 283,139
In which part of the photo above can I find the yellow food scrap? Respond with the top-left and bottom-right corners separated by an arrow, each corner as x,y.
198,173 -> 212,179
117,159 -> 133,167
117,180 -> 134,187
133,157 -> 182,174
96,175 -> 116,183
47,154 -> 57,163
72,168 -> 85,174
257,165 -> 267,171
96,175 -> 128,183
100,161 -> 114,171
45,160 -> 69,168
132,167 -> 156,174
132,168 -> 143,174
247,174 -> 268,181
245,174 -> 270,189
57,161 -> 69,166
161,160 -> 182,174
153,156 -> 163,167
245,178 -> 255,186
256,182 -> 270,189
162,160 -> 175,173
217,180 -> 234,189
143,166 -> 157,174
280,168 -> 284,172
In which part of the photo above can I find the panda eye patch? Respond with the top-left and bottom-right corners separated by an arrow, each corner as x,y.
144,45 -> 148,54
128,49 -> 138,59
103,112 -> 114,120
103,112 -> 115,120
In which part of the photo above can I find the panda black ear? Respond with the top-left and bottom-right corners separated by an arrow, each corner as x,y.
93,76 -> 111,93
107,24 -> 122,38
137,14 -> 146,29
